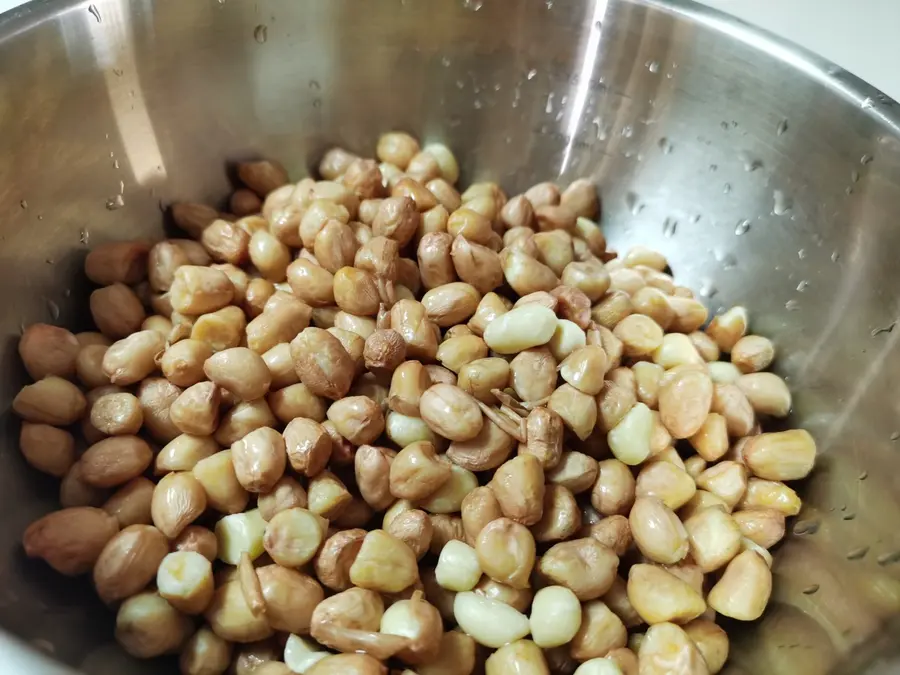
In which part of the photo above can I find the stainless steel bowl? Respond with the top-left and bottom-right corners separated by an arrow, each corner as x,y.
1,0 -> 900,672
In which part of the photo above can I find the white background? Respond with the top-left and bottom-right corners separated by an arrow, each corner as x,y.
1,0 -> 899,100
700,0 -> 900,100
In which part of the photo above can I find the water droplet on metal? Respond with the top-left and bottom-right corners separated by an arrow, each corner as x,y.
709,164 -> 718,172
847,546 -> 869,561
106,195 -> 125,210
842,512 -> 856,521
80,229 -> 90,245
646,60 -> 660,73
441,56 -> 451,67
308,79 -> 320,90
738,151 -> 762,171
473,98 -> 483,110
796,280 -> 809,292
831,250 -> 840,262
850,170 -> 860,183
861,97 -> 874,110
19,200 -> 27,209
773,189 -> 793,215
526,68 -> 537,80
88,4 -> 101,22
657,137 -> 673,154
793,520 -> 820,535
877,551 -> 900,566
861,153 -> 874,165
891,431 -> 900,441
777,119 -> 789,135
699,279 -> 717,298
624,192 -> 644,215
45,299 -> 60,321
797,248 -> 807,259
545,93 -> 554,114
871,320 -> 896,336
253,24 -> 268,43
802,584 -> 819,595
312,98 -> 322,109
723,183 -> 731,194
463,0 -> 484,11
621,125 -> 633,138
734,219 -> 751,236
662,217 -> 678,238
690,214 -> 701,224
31,638 -> 55,655
785,299 -> 800,312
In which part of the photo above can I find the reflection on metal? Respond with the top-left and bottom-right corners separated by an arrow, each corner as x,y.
560,0 -> 609,175
0,0 -> 898,673
87,0 -> 166,185
642,0 -> 900,133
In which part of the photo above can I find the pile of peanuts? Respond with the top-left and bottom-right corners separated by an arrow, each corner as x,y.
14,130 -> 815,675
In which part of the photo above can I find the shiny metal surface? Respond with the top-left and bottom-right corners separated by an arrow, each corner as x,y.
0,0 -> 899,672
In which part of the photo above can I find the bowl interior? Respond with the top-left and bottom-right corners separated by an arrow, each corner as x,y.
1,0 -> 900,672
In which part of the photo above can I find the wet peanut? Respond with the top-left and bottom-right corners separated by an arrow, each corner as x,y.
658,369 -> 713,439
492,454 -> 545,526
546,451 -> 599,495
19,323 -> 80,380
349,529 -> 419,593
20,422 -> 76,477
23,507 -> 120,576
291,327 -> 356,400
419,383 -> 483,442
151,471 -> 207,538
390,441 -> 451,501
706,550 -> 771,620
638,622 -> 708,675
629,497 -> 689,565
80,436 -> 153,488
204,347 -> 272,401
539,537 -> 619,601
14,376 -> 87,426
